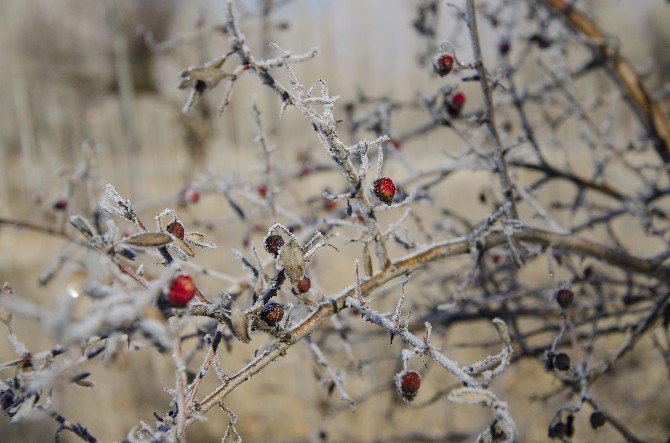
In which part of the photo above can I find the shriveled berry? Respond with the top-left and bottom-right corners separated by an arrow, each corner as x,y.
167,274 -> 196,307
264,234 -> 285,256
565,414 -> 575,437
372,177 -> 396,205
0,390 -> 14,412
543,351 -> 555,371
166,221 -> 185,239
397,371 -> 421,402
297,277 -> 311,293
446,91 -> 466,116
553,352 -> 570,371
432,53 -> 454,76
589,411 -> 606,429
556,289 -> 574,309
259,301 -> 284,325
548,421 -> 565,439
53,198 -> 68,211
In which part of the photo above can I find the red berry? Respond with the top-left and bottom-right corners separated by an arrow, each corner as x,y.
259,301 -> 284,325
296,277 -> 311,293
183,188 -> 200,204
388,137 -> 402,150
432,53 -> 454,76
446,91 -> 466,117
264,234 -> 285,256
167,275 -> 197,307
397,371 -> 421,402
324,199 -> 336,211
258,185 -> 267,198
372,177 -> 396,205
166,221 -> 185,239
53,198 -> 68,211
556,289 -> 574,309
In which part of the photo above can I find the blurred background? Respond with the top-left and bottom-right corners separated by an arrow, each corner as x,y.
0,0 -> 669,441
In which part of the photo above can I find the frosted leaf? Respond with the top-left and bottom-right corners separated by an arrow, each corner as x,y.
123,232 -> 173,247
277,239 -> 306,285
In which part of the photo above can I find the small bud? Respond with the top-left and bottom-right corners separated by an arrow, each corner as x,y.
167,274 -> 197,307
553,352 -> 570,371
166,221 -> 185,239
432,53 -> 454,76
53,198 -> 68,211
297,277 -> 311,293
556,289 -> 574,309
259,301 -> 284,326
589,411 -> 606,429
264,234 -> 285,256
396,371 -> 421,402
446,91 -> 466,117
372,177 -> 396,205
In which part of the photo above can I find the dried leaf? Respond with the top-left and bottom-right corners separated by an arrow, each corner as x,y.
69,215 -> 95,240
362,243 -> 373,277
228,305 -> 251,343
123,232 -> 172,247
492,318 -> 512,349
277,240 -> 306,285
184,232 -> 217,249
179,67 -> 230,90
173,237 -> 195,257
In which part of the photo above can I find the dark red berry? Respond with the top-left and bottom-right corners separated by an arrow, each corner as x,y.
166,221 -> 185,239
264,234 -> 285,256
589,411 -> 606,429
432,53 -> 454,76
297,277 -> 311,293
398,371 -> 421,402
53,198 -> 68,211
543,351 -> 555,371
556,289 -> 574,309
499,39 -> 511,55
565,414 -> 575,437
372,177 -> 396,205
553,352 -> 570,371
447,91 -> 466,116
183,188 -> 200,204
259,301 -> 284,325
167,275 -> 196,307
258,185 -> 267,198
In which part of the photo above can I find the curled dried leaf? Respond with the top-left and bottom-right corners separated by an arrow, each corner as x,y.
123,232 -> 173,247
228,306 -> 251,343
184,232 -> 217,249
